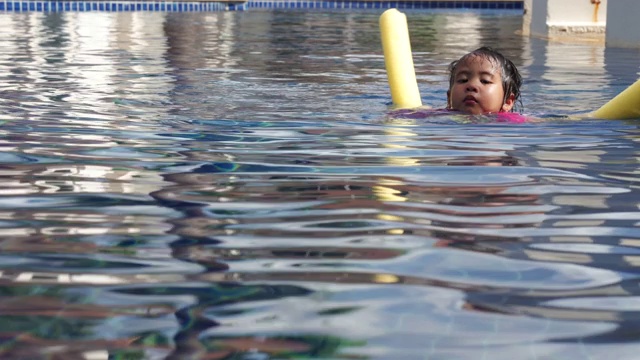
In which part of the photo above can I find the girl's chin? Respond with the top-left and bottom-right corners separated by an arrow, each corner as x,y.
450,105 -> 498,115
451,103 -> 482,114
458,108 -> 485,115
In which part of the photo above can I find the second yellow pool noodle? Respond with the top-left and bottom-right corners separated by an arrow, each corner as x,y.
380,9 -> 422,109
592,79 -> 640,120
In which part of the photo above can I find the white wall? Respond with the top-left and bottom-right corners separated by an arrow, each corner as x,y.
547,0 -> 607,27
528,0 -> 607,37
606,0 -> 640,48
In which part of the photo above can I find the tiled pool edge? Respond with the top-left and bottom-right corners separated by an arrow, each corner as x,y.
0,1 -> 229,11
247,1 -> 523,10
0,0 -> 524,12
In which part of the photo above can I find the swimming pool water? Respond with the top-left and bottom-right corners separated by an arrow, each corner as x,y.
1,9 -> 640,360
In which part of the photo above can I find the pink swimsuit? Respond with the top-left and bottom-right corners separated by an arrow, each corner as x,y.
494,111 -> 528,123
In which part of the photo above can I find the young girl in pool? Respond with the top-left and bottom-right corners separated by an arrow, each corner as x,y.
389,47 -> 525,122
447,46 -> 522,115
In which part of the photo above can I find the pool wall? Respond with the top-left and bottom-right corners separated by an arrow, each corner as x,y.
0,0 -> 524,12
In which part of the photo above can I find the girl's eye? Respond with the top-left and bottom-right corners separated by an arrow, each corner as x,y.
481,79 -> 492,84
457,78 -> 468,83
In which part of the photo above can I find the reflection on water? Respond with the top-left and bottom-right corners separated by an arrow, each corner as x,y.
0,8 -> 640,360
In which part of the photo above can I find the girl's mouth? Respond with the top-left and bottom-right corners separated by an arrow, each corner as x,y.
464,96 -> 478,105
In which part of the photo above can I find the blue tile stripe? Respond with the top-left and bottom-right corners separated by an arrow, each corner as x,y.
0,1 -> 237,12
0,0 -> 523,12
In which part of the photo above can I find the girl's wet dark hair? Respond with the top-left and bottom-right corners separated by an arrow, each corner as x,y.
448,47 -> 523,112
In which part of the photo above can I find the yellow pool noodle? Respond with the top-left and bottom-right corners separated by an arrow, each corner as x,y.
592,78 -> 640,120
380,9 -> 422,109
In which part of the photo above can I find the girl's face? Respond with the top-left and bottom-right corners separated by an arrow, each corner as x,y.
447,56 -> 514,114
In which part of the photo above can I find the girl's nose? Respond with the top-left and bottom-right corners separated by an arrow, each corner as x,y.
466,82 -> 478,92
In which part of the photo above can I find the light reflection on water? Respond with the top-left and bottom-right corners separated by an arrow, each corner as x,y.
0,8 -> 640,360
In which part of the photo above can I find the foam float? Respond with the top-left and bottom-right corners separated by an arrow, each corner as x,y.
379,8 -> 640,120
379,8 -> 422,109
591,79 -> 640,119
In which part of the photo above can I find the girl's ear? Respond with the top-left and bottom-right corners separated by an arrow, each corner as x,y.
446,90 -> 451,109
502,93 -> 516,112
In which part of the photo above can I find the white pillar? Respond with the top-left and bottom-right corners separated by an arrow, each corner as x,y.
606,0 -> 640,48
526,0 -> 607,38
